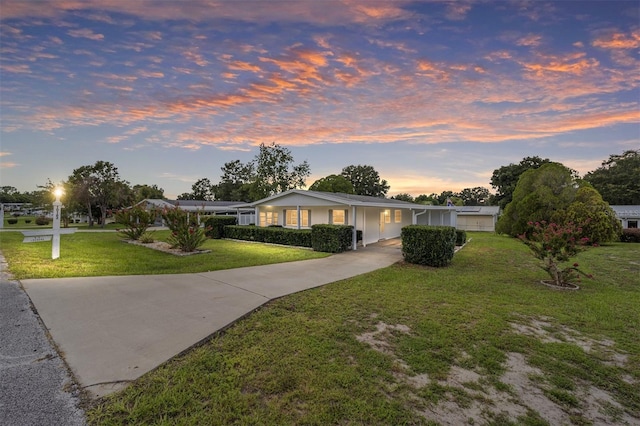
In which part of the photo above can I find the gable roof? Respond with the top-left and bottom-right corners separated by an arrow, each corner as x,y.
247,189 -> 454,210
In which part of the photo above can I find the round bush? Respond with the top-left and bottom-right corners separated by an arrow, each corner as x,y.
7,218 -> 18,225
35,216 -> 50,226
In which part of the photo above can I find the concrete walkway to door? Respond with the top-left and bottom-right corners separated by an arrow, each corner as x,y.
21,240 -> 402,398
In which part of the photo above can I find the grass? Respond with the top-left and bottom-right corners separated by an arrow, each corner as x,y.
83,233 -> 639,425
0,230 -> 328,279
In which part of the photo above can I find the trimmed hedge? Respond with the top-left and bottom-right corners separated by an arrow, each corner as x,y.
7,218 -> 18,224
204,216 -> 237,239
455,229 -> 467,246
224,225 -> 312,248
401,225 -> 456,267
311,224 -> 354,253
621,228 -> 640,243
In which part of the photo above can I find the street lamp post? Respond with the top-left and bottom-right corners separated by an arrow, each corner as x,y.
52,188 -> 63,259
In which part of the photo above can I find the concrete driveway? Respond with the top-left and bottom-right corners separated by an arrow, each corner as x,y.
21,241 -> 402,398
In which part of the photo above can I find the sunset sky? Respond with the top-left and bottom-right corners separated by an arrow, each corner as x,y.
1,0 -> 638,199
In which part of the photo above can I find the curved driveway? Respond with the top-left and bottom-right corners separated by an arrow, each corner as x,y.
20,240 -> 402,399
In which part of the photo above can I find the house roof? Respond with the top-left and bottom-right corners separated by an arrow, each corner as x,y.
610,205 -> 640,218
455,206 -> 501,216
137,199 -> 252,212
246,189 -> 455,210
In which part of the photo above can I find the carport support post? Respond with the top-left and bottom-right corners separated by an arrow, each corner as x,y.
52,192 -> 62,259
352,206 -> 357,251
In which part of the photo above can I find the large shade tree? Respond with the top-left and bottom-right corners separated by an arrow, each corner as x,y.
132,184 -> 164,202
341,165 -> 389,198
496,163 -> 620,243
490,156 -> 552,209
250,142 -> 310,200
215,160 -> 255,201
309,174 -> 355,194
67,161 -> 131,228
584,150 -> 640,205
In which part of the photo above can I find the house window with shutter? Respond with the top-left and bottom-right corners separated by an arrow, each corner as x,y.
330,209 -> 347,225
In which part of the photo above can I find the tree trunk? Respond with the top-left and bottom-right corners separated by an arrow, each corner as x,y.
86,201 -> 94,227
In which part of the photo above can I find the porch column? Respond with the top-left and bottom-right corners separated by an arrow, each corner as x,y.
296,205 -> 301,229
362,208 -> 367,247
255,207 -> 260,226
352,205 -> 357,251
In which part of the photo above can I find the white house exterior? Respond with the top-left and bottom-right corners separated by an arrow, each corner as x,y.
456,206 -> 501,232
610,206 -> 640,229
245,190 -> 457,249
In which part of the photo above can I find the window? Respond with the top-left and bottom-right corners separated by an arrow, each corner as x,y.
384,209 -> 391,223
285,209 -> 309,227
330,209 -> 346,225
629,220 -> 638,229
259,211 -> 279,226
394,210 -> 402,223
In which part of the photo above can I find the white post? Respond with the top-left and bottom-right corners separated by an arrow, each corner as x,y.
0,203 -> 4,229
352,206 -> 357,251
52,191 -> 62,259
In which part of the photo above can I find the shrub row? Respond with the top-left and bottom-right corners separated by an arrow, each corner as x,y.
224,225 -> 312,248
204,216 -> 237,239
401,225 -> 456,267
311,224 -> 355,253
456,229 -> 467,246
7,218 -> 18,224
621,228 -> 640,243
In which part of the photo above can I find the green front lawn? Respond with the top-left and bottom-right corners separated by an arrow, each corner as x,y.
0,230 -> 328,279
86,233 -> 640,425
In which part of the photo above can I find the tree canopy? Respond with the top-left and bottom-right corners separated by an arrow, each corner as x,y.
250,142 -> 310,200
309,175 -> 355,194
496,163 -> 620,244
341,165 -> 389,198
67,161 -> 131,227
583,150 -> 640,205
215,160 -> 254,201
490,156 -> 552,209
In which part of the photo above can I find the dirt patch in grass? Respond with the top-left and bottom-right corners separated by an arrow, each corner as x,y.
510,315 -> 629,368
124,239 -> 211,256
356,318 -> 638,425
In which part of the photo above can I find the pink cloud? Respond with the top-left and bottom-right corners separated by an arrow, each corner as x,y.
592,30 -> 640,49
0,63 -> 31,73
67,28 -> 104,41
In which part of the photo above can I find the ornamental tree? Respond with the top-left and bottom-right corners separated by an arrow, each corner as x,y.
161,207 -> 209,252
114,204 -> 157,240
496,163 -> 619,244
519,221 -> 592,288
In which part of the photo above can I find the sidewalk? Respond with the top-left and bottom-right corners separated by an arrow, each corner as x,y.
20,241 -> 403,399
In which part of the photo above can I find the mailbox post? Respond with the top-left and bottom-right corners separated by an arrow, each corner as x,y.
21,187 -> 76,259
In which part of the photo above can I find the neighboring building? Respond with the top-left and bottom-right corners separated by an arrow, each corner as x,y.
455,206 -> 501,232
136,199 -> 255,225
610,206 -> 640,229
241,190 -> 457,249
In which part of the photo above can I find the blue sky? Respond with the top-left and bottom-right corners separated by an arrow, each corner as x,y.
1,0 -> 638,199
